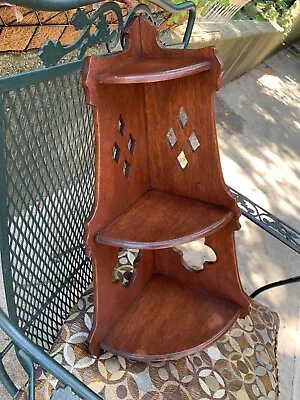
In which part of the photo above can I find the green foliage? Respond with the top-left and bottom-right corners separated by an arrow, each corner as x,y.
241,0 -> 295,34
197,0 -> 230,14
167,0 -> 230,25
217,0 -> 230,6
167,0 -> 295,34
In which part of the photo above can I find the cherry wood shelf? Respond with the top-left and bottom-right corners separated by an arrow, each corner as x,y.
97,57 -> 211,84
82,17 -> 251,359
95,190 -> 233,249
101,274 -> 241,361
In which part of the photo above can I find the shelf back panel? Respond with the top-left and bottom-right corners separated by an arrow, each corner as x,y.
145,73 -> 236,211
84,83 -> 150,253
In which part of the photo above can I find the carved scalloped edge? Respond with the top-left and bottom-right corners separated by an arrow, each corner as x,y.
112,248 -> 142,287
173,239 -> 217,273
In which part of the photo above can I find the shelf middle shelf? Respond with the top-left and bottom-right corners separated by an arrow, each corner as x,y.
96,190 -> 233,249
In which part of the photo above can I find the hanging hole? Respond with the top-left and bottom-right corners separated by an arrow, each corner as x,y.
128,134 -> 136,154
118,115 -> 125,136
112,143 -> 120,163
177,107 -> 188,129
188,132 -> 200,152
123,160 -> 131,178
112,248 -> 141,287
176,151 -> 188,170
166,128 -> 177,149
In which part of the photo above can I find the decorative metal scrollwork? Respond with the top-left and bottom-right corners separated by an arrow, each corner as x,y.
39,3 -> 123,67
51,386 -> 80,400
38,0 -> 196,67
230,187 -> 300,254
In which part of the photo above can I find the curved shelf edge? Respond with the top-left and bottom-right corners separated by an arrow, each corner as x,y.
96,211 -> 233,249
97,58 -> 211,84
99,274 -> 242,361
101,308 -> 240,361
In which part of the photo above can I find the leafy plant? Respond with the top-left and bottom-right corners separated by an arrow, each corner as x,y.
240,0 -> 295,34
166,0 -> 230,26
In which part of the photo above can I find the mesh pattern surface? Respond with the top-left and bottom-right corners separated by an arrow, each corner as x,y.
1,71 -> 94,349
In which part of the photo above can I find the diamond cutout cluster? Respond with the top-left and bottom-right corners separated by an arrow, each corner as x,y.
112,115 -> 135,178
166,107 -> 201,170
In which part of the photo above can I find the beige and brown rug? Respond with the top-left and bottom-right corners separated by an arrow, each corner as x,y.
17,282 -> 280,399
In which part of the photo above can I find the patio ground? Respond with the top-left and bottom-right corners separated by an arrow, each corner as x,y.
216,46 -> 300,399
0,46 -> 299,399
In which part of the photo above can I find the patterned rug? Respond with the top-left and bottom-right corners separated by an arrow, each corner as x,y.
17,281 -> 280,400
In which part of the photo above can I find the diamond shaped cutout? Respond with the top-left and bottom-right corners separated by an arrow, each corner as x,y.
118,115 -> 125,136
177,151 -> 188,170
112,143 -> 120,163
128,134 -> 136,154
166,128 -> 177,149
188,132 -> 200,152
123,160 -> 131,178
177,107 -> 188,129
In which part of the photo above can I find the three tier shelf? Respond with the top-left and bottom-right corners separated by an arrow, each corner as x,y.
82,17 -> 251,361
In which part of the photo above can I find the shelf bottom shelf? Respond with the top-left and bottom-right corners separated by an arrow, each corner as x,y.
101,274 -> 241,361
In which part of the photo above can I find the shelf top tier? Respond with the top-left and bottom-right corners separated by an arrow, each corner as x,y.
96,190 -> 233,249
97,57 -> 211,84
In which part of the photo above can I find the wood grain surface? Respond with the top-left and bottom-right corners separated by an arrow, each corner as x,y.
102,274 -> 240,361
97,58 -> 211,84
96,190 -> 233,249
82,17 -> 250,359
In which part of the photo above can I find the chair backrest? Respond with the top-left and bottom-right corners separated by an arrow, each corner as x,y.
0,0 -> 197,352
0,67 -> 95,349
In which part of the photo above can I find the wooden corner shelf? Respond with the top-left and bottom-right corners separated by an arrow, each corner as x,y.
82,17 -> 251,361
96,190 -> 233,249
97,58 -> 211,84
102,274 -> 241,361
